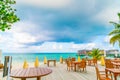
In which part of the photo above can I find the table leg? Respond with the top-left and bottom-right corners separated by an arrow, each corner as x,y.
90,60 -> 91,66
74,64 -> 76,71
47,61 -> 49,66
54,61 -> 56,66
37,77 -> 41,80
114,73 -> 118,80
21,78 -> 26,80
88,61 -> 90,66
105,69 -> 108,78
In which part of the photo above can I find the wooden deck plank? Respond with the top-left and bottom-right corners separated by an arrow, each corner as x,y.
9,62 -> 99,80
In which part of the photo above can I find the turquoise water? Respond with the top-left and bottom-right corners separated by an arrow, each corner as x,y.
1,53 -> 116,64
1,53 -> 80,63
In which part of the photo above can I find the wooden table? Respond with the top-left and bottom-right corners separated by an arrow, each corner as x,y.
111,60 -> 120,63
112,62 -> 120,68
87,59 -> 93,66
73,61 -> 81,71
47,59 -> 56,67
105,68 -> 120,80
87,59 -> 97,66
10,67 -> 52,80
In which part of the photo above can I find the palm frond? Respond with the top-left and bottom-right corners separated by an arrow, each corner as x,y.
109,21 -> 120,28
109,13 -> 120,47
116,24 -> 120,28
109,21 -> 118,25
119,40 -> 120,47
90,48 -> 101,60
118,13 -> 120,20
109,34 -> 120,45
109,29 -> 120,35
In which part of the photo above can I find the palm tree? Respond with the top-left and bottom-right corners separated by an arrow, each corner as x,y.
109,13 -> 120,46
88,48 -> 101,60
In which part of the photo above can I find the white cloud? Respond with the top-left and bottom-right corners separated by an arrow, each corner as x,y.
0,30 -> 117,53
0,39 -> 117,53
13,33 -> 36,44
16,0 -> 71,9
72,35 -> 117,51
9,21 -> 54,43
72,43 -> 96,50
0,21 -> 55,52
59,45 -> 63,49
104,36 -> 111,43
93,7 -> 120,26
52,44 -> 57,49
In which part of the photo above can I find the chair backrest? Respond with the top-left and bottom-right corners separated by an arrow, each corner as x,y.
105,59 -> 114,68
95,65 -> 101,80
79,59 -> 86,68
95,65 -> 111,80
93,58 -> 97,64
66,60 -> 71,67
71,58 -> 76,61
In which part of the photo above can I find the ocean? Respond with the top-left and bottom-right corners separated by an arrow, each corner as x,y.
1,53 -> 79,63
1,53 -> 115,64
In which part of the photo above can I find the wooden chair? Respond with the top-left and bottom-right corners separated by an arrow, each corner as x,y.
0,63 -> 3,69
93,58 -> 97,66
66,60 -> 74,71
105,59 -> 114,68
95,65 -> 112,80
87,58 -> 97,66
78,59 -> 86,72
71,57 -> 76,62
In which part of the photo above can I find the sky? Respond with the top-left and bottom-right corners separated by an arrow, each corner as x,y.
0,0 -> 120,53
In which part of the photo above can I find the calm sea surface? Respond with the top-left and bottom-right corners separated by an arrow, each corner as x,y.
1,53 -> 115,63
1,53 -> 80,63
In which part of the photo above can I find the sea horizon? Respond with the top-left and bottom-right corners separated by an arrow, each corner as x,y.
2,52 -> 77,54
1,53 -> 78,63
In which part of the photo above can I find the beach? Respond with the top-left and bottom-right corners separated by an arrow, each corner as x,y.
0,61 -> 105,80
0,53 -> 116,80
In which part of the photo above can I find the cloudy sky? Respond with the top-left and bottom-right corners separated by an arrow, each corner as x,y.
0,0 -> 120,53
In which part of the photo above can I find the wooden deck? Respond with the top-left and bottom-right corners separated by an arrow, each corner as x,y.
0,62 -> 105,80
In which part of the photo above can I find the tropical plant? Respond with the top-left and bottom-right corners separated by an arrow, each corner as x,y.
88,48 -> 101,60
109,13 -> 120,46
0,0 -> 20,31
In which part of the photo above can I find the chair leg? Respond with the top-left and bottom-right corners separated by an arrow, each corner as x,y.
79,68 -> 81,72
67,67 -> 70,71
97,75 -> 98,80
69,67 -> 70,71
83,68 -> 84,71
84,68 -> 86,72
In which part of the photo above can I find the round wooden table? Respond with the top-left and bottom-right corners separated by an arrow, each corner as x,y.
10,67 -> 52,80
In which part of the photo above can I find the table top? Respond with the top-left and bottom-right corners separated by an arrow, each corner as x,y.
106,68 -> 120,74
73,61 -> 81,64
87,59 -> 93,61
112,62 -> 120,66
111,60 -> 120,63
10,67 -> 52,78
47,59 -> 56,61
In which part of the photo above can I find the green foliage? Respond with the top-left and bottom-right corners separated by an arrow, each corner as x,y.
109,13 -> 120,47
0,0 -> 19,31
88,48 -> 101,60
